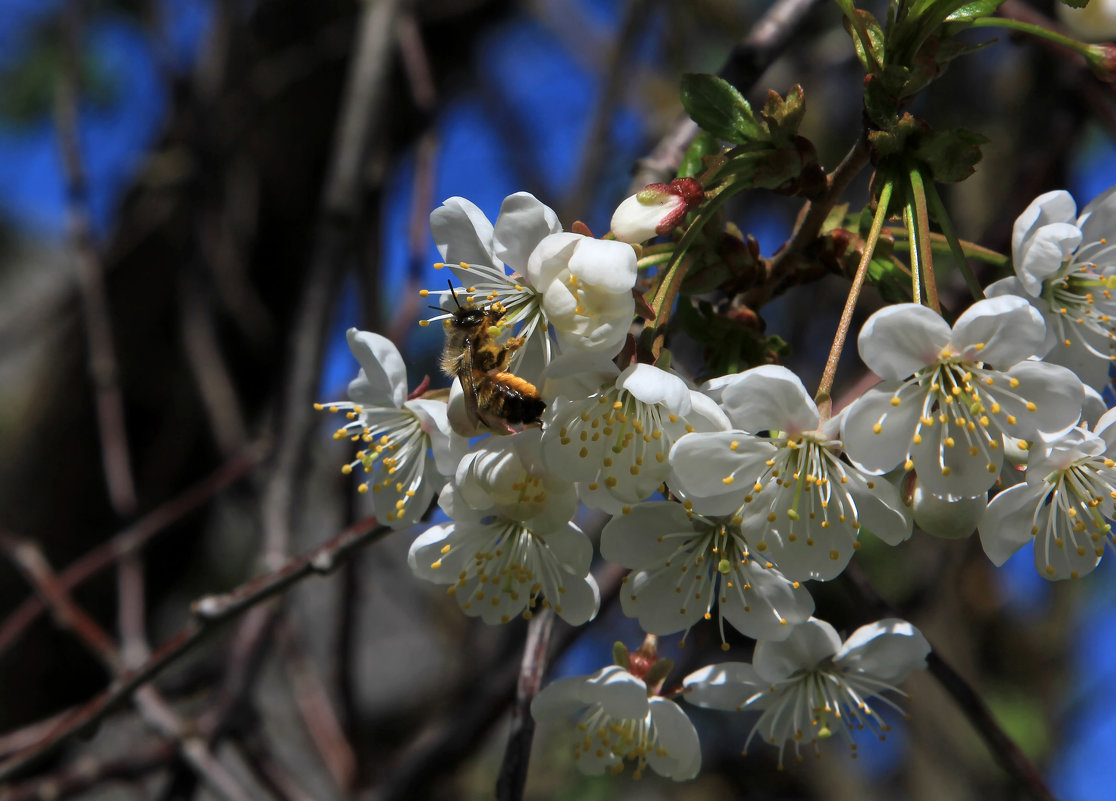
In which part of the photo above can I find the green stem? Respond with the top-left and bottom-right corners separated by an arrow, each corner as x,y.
907,166 -> 939,313
885,226 -> 1008,266
970,16 -> 1093,58
922,180 -> 986,301
816,180 -> 894,416
637,252 -> 674,270
904,192 -> 922,306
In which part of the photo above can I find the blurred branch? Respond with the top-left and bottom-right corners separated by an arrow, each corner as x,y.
0,445 -> 265,659
0,514 -> 389,783
495,607 -> 554,801
628,0 -> 826,192
368,563 -> 627,801
0,531 -> 259,801
565,0 -> 652,220
55,0 -> 137,517
261,0 -> 405,568
0,742 -> 176,801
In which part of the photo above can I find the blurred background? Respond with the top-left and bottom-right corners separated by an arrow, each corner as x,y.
1,0 -> 1115,799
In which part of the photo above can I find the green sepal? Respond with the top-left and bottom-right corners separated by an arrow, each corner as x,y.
612,641 -> 631,671
680,73 -> 768,145
678,130 -> 723,179
761,85 -> 807,147
642,658 -> 675,692
1056,0 -> 1088,9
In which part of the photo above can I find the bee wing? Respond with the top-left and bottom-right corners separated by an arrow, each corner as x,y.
459,333 -> 484,428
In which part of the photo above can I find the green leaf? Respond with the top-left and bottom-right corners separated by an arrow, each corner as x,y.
842,8 -> 886,74
612,642 -> 630,670
680,73 -> 768,144
1057,0 -> 1088,9
677,131 -> 722,179
944,0 -> 1006,21
913,126 -> 988,182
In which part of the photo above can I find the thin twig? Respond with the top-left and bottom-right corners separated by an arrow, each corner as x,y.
0,446 -> 265,658
496,608 -> 555,801
56,0 -> 137,516
0,515 -> 388,783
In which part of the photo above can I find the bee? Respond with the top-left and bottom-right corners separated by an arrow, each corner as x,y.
436,286 -> 545,432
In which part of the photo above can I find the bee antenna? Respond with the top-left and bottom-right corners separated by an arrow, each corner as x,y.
447,281 -> 463,309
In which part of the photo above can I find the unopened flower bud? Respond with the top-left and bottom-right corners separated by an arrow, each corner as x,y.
1085,43 -> 1116,83
610,178 -> 704,244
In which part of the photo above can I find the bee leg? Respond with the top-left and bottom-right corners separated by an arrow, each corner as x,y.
493,336 -> 526,371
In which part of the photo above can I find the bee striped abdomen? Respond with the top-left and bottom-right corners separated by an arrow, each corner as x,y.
477,371 -> 546,425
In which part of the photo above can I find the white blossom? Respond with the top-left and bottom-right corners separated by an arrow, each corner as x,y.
422,192 -> 637,378
979,406 -> 1116,580
532,664 -> 701,780
316,329 -> 462,527
987,185 -> 1116,389
408,472 -> 598,625
540,354 -> 730,512
842,297 -> 1085,498
601,501 -> 814,643
683,617 -> 930,767
670,366 -> 912,581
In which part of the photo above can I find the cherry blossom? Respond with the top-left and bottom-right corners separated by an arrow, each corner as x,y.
316,329 -> 462,527
684,617 -> 929,767
987,186 -> 1116,389
601,501 -> 813,643
842,297 -> 1085,498
670,366 -> 911,581
979,406 -> 1116,580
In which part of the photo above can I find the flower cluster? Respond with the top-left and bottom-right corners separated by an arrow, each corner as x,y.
316,181 -> 1116,784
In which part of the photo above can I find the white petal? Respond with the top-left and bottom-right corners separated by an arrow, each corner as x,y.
584,666 -> 650,718
646,699 -> 702,780
1017,222 -> 1082,295
720,561 -> 814,640
404,398 -> 463,477
600,503 -> 696,568
847,471 -> 913,546
669,432 -> 777,513
908,416 -> 1003,497
719,365 -> 819,434
553,570 -> 600,626
1000,360 -> 1084,439
1078,184 -> 1116,253
407,525 -> 455,582
834,618 -> 930,682
492,192 -> 561,271
566,237 -> 639,294
618,364 -> 692,414
620,568 -> 703,636
531,675 -> 593,720
857,304 -> 950,379
1012,190 -> 1076,267
537,521 -> 594,575
910,485 -> 986,539
345,329 -> 407,408
841,384 -> 922,474
430,196 -> 499,267
950,295 -> 1046,365
682,662 -> 765,710
978,483 -> 1042,565
753,618 -> 841,682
